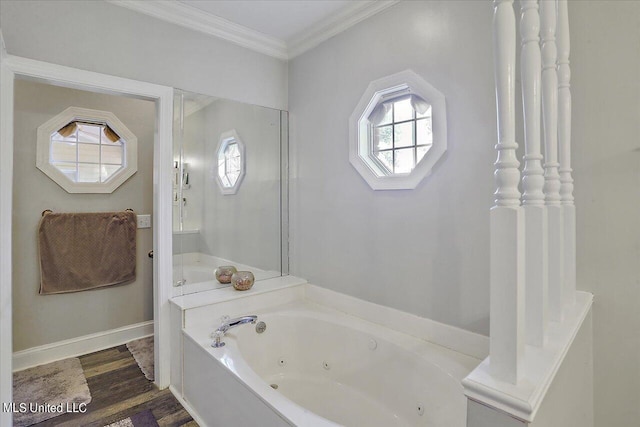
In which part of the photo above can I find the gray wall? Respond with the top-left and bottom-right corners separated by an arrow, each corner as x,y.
289,1 -> 640,425
5,0 -> 640,424
570,2 -> 640,425
13,79 -> 155,351
288,0 -> 494,335
0,0 -> 288,110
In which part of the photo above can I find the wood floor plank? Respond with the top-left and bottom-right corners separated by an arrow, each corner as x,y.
156,408 -> 195,427
82,389 -> 173,427
148,390 -> 189,420
83,356 -> 137,378
53,389 -> 163,427
87,365 -> 153,401
79,346 -> 131,369
28,344 -> 197,427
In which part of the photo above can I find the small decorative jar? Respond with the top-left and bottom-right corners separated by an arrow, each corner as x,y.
231,271 -> 255,291
215,266 -> 237,284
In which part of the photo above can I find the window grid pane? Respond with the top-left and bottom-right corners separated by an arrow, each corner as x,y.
77,123 -> 102,144
78,163 -> 100,183
101,145 -> 123,166
394,147 -> 415,174
101,165 -> 121,182
78,142 -> 100,163
394,122 -> 413,149
50,122 -> 125,183
393,98 -> 414,123
372,99 -> 432,174
51,162 -> 78,181
51,141 -> 77,163
374,125 -> 392,151
218,141 -> 242,188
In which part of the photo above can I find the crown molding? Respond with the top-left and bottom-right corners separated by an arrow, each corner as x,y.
287,1 -> 401,59
106,1 -> 400,61
184,94 -> 216,117
106,0 -> 288,60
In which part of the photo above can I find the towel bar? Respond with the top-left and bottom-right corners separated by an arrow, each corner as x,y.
42,209 -> 134,216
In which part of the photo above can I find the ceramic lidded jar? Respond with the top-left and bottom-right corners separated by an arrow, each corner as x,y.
231,271 -> 255,291
215,266 -> 237,284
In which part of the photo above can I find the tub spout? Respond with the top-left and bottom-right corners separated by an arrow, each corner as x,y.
211,315 -> 257,348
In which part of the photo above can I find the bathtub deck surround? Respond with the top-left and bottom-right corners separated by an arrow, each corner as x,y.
173,252 -> 280,295
169,278 -> 489,426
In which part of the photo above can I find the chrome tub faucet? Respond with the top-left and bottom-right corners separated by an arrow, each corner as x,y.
211,315 -> 257,348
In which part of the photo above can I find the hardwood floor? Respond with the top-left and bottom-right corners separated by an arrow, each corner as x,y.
31,345 -> 196,427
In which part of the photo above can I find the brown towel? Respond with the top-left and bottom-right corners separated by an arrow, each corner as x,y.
38,211 -> 137,295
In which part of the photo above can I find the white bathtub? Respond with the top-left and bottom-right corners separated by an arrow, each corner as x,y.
181,300 -> 480,426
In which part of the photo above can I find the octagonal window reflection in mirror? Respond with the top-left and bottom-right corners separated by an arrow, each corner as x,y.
215,130 -> 245,195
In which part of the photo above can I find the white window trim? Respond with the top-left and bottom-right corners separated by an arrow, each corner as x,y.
215,129 -> 246,195
36,106 -> 138,193
349,69 -> 447,190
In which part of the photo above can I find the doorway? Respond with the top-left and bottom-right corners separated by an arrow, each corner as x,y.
0,53 -> 174,426
12,79 -> 155,366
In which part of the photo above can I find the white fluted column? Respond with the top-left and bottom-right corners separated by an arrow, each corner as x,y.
557,0 -> 576,308
490,0 -> 525,384
540,0 -> 564,322
520,0 -> 548,347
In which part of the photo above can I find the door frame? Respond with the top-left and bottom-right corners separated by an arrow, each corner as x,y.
0,49 -> 174,425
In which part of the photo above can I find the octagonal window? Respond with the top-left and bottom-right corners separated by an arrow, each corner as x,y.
37,107 -> 138,193
215,130 -> 245,195
349,70 -> 447,190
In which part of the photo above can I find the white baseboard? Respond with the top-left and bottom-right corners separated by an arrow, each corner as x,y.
12,320 -> 154,372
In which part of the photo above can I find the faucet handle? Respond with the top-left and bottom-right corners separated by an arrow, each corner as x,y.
220,315 -> 230,324
211,330 -> 226,348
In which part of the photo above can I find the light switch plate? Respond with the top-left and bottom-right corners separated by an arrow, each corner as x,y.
137,214 -> 151,229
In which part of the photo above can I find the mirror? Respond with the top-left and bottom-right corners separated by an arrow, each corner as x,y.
172,90 -> 288,296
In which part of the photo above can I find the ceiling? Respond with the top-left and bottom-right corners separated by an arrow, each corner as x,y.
108,0 -> 399,59
178,1 -> 359,43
